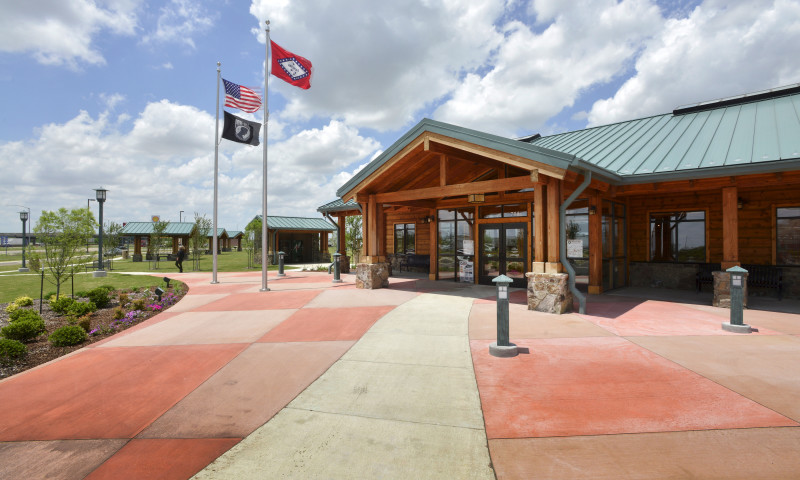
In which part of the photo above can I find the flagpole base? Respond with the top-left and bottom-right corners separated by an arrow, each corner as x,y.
260,288 -> 270,292
210,281 -> 219,284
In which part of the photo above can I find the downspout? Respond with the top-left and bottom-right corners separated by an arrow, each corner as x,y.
560,168 -> 591,314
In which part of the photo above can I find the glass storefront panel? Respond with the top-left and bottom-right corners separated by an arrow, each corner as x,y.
438,209 -> 455,221
506,261 -> 525,278
439,257 -> 455,280
438,222 -> 455,255
503,204 -> 527,217
479,205 -> 503,219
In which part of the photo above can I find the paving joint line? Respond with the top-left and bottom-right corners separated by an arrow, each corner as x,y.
282,406 -> 486,431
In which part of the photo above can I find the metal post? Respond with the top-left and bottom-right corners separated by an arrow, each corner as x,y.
333,252 -> 342,283
722,266 -> 751,333
489,274 -> 518,357
19,212 -> 28,272
278,251 -> 285,277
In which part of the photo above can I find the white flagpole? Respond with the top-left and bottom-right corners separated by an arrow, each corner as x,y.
260,20 -> 270,292
212,62 -> 220,284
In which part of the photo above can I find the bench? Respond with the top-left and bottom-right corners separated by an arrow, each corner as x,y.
400,254 -> 430,272
742,264 -> 783,300
84,259 -> 111,272
695,263 -> 720,292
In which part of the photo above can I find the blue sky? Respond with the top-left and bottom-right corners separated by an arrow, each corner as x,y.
2,0 -> 799,233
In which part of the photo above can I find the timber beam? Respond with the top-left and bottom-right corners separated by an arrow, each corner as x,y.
374,175 -> 543,203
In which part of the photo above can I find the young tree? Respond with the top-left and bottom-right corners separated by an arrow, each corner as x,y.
33,207 -> 96,298
244,217 -> 262,268
345,215 -> 363,263
191,213 -> 212,271
149,220 -> 168,269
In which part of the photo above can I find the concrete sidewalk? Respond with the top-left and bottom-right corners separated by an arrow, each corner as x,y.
1,272 -> 799,479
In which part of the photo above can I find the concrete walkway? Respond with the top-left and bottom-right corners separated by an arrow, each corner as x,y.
1,271 -> 799,479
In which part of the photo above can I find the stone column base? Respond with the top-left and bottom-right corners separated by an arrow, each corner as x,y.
356,262 -> 389,289
337,255 -> 350,274
526,272 -> 573,314
713,271 -> 748,308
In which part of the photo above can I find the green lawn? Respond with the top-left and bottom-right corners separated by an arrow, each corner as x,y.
0,250 -> 288,303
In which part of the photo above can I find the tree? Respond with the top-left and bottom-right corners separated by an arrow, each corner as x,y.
345,215 -> 362,263
243,217 -> 262,268
32,207 -> 96,298
149,220 -> 168,269
191,213 -> 212,271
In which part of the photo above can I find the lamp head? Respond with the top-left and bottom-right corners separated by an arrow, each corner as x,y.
94,187 -> 108,202
19,211 -> 28,222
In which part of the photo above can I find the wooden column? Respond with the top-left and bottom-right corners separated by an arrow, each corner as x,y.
546,177 -> 562,273
376,203 -> 386,257
588,191 -> 602,294
337,215 -> 347,254
722,186 -> 739,270
533,184 -> 546,272
172,237 -> 178,254
429,209 -> 437,280
368,195 -> 378,258
134,236 -> 141,256
360,203 -> 368,260
321,232 -> 328,255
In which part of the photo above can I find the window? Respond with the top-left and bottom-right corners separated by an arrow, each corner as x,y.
650,211 -> 705,262
394,223 -> 415,255
479,203 -> 527,219
776,207 -> 800,265
438,208 -> 475,282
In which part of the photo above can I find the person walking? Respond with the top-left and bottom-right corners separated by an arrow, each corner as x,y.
175,245 -> 186,273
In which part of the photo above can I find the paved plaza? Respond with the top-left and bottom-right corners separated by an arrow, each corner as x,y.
1,271 -> 798,479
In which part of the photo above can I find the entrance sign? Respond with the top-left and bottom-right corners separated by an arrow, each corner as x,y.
567,239 -> 583,258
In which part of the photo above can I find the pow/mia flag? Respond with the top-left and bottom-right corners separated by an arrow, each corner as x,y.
222,111 -> 260,146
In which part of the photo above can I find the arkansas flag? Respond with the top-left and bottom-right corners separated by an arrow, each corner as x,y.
270,40 -> 313,89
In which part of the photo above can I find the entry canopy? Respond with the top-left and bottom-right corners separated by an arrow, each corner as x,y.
336,118 -> 581,203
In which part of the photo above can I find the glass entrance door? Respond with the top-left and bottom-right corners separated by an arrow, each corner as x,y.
479,223 -> 527,288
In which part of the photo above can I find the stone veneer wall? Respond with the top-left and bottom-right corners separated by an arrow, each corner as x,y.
526,272 -> 573,314
712,271 -> 748,308
355,262 -> 389,289
629,262 -> 699,290
337,254 -> 350,274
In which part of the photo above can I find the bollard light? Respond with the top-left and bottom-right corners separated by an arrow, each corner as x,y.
722,266 -> 751,333
163,277 -> 171,288
332,252 -> 342,283
154,287 -> 164,302
489,274 -> 518,357
277,251 -> 286,277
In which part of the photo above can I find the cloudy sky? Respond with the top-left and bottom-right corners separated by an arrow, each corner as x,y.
2,0 -> 799,233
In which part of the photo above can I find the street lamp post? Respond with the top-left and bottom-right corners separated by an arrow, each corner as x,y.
93,187 -> 108,278
19,211 -> 29,272
87,198 -> 96,252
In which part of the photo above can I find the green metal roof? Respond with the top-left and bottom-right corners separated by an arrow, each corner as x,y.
120,222 -> 195,236
531,88 -> 800,183
209,228 -> 227,237
254,215 -> 336,232
317,198 -> 361,214
227,230 -> 242,238
336,118 -> 576,198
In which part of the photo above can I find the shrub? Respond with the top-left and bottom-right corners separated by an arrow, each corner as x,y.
67,301 -> 96,318
100,285 -> 116,293
5,303 -> 19,314
1,318 -> 46,342
50,296 -> 76,315
77,316 -> 91,333
131,299 -> 146,311
13,296 -> 34,307
118,293 -> 129,307
113,307 -> 125,320
9,309 -> 42,323
0,338 -> 26,363
49,325 -> 87,347
87,288 -> 111,308
74,290 -> 90,299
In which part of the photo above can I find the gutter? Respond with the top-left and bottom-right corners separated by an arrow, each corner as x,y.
560,168 -> 592,314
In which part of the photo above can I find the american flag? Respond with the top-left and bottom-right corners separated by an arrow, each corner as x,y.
222,78 -> 262,113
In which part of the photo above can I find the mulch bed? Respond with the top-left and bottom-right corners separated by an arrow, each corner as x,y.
0,286 -> 187,380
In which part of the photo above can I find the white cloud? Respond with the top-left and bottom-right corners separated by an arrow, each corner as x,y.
587,0 -> 800,126
249,0 -> 506,131
0,101 -> 380,233
434,0 -> 663,136
141,0 -> 215,49
0,0 -> 139,68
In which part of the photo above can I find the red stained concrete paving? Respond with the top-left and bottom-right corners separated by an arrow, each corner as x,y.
0,271 -> 402,478
3,271 -> 800,479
